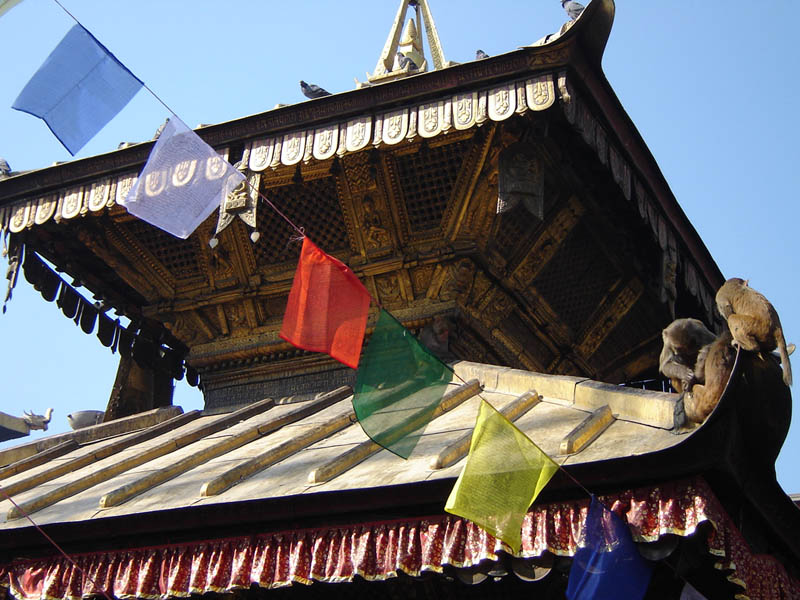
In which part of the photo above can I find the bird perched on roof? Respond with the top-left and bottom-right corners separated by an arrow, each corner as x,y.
395,52 -> 418,71
562,0 -> 585,21
300,80 -> 331,99
152,117 -> 170,140
476,49 -> 490,60
0,157 -> 11,178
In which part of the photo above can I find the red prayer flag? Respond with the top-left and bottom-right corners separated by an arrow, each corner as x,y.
279,237 -> 371,369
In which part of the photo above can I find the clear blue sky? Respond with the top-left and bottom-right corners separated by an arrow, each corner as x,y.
0,1 -> 798,492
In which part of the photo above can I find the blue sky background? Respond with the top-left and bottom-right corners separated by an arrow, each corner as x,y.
0,1 -> 798,492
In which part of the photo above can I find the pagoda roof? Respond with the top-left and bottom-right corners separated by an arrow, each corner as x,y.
0,0 -> 720,304
0,353 -> 797,597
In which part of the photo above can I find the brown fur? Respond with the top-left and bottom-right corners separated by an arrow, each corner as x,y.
686,329 -> 736,424
659,318 -> 716,393
715,278 -> 792,386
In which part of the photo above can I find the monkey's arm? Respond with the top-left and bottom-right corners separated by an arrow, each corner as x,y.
659,351 -> 697,391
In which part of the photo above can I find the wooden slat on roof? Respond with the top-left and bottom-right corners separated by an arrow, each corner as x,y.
430,390 -> 541,469
100,387 -> 353,507
308,379 -> 482,484
7,399 -> 277,520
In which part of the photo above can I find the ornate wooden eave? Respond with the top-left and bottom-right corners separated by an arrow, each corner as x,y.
0,0 -> 723,409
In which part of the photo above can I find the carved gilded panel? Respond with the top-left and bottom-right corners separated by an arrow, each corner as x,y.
87,179 -> 110,213
60,187 -> 84,220
381,109 -> 408,146
248,139 -> 273,172
115,173 -> 138,206
411,265 -> 435,297
525,74 -> 556,111
34,196 -> 57,225
487,83 -> 516,121
452,92 -> 479,131
281,131 -> 306,166
418,100 -> 450,139
313,125 -> 339,161
375,273 -> 404,307
345,116 -> 372,153
8,202 -> 30,233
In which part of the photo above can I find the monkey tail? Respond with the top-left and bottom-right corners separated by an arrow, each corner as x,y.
776,327 -> 793,386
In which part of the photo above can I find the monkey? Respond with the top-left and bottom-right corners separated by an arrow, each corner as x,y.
685,329 -> 736,425
715,278 -> 792,386
659,318 -> 717,393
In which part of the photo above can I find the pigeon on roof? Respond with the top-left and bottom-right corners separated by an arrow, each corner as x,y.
395,51 -> 418,71
300,80 -> 331,99
476,49 -> 490,60
561,0 -> 585,21
152,117 -> 170,140
0,157 -> 10,178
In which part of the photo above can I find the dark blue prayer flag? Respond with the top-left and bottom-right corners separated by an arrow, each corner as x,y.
566,496 -> 653,600
13,25 -> 143,155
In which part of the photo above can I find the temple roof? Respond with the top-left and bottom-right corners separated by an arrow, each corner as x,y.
0,351 -> 797,599
0,360 -> 683,533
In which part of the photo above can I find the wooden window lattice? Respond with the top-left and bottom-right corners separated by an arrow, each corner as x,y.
255,177 -> 348,265
393,140 -> 471,232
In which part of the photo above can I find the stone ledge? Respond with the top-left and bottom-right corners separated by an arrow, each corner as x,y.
574,381 -> 677,429
451,361 -> 588,403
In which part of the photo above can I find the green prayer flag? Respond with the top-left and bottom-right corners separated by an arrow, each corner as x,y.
353,309 -> 451,458
445,399 -> 558,553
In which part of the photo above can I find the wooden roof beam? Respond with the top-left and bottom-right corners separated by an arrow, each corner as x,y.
1,411 -> 201,499
6,399 -> 277,520
201,400 -> 358,497
101,387 -> 353,508
0,440 -> 78,482
559,405 -> 614,455
308,378 -> 482,484
430,390 -> 541,469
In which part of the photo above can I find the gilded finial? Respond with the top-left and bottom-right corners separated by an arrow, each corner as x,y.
359,0 -> 449,87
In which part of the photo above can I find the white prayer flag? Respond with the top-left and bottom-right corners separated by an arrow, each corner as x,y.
121,117 -> 244,239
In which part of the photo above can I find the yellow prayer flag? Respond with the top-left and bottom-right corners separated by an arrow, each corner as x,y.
445,399 -> 558,553
0,0 -> 24,18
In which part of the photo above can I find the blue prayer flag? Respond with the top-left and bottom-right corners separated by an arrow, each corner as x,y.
566,496 -> 653,600
121,117 -> 245,239
12,25 -> 143,155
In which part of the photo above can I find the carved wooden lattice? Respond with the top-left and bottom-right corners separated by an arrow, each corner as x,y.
124,220 -> 203,279
255,177 -> 348,265
394,140 -> 471,231
494,205 -> 541,256
532,224 -> 620,335
591,300 -> 657,372
503,311 -> 555,368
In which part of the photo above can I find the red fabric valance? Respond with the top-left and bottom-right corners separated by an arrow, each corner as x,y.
1,477 -> 798,599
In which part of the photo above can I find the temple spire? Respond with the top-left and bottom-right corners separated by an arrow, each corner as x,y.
360,0 -> 449,87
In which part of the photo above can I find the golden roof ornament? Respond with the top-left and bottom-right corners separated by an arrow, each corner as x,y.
358,0 -> 451,87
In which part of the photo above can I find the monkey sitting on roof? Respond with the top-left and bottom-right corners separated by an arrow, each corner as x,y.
716,278 -> 792,387
659,318 -> 716,394
684,328 -> 736,425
